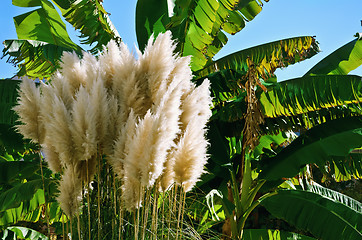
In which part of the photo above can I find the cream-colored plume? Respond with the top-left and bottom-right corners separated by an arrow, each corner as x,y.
41,140 -> 62,173
44,95 -> 75,166
71,86 -> 97,161
57,166 -> 82,217
14,30 -> 212,214
13,77 -> 44,143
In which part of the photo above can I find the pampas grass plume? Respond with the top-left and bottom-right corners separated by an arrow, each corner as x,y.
41,140 -> 62,173
45,95 -> 75,166
14,77 -> 44,143
57,166 -> 82,217
71,86 -> 97,161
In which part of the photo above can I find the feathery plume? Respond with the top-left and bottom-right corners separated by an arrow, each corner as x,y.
172,79 -> 212,191
180,79 -> 212,129
49,72 -> 74,109
71,86 -> 97,161
103,95 -> 121,156
89,78 -> 109,149
41,140 -> 62,173
173,119 -> 209,192
44,95 -> 75,166
119,111 -> 144,210
14,77 -> 44,143
57,166 -> 82,217
108,110 -> 137,178
99,41 -> 121,90
59,52 -> 86,93
139,31 -> 177,105
80,52 -> 99,90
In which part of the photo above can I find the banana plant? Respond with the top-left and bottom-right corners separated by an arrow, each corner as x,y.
2,0 -> 120,78
202,34 -> 362,239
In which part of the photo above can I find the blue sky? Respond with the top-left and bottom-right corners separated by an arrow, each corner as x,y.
1,0 -> 361,80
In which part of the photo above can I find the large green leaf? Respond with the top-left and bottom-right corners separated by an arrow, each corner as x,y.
136,0 -> 171,51
7,0 -> 120,77
260,75 -> 362,119
306,182 -> 361,213
196,36 -> 319,79
328,152 -> 362,181
0,179 -> 48,212
196,69 -> 247,104
0,79 -> 26,152
211,75 -> 362,136
0,79 -> 20,125
12,0 -> 80,51
305,33 -> 362,75
0,189 -> 44,227
242,229 -> 316,240
0,201 -> 43,228
2,40 -> 76,78
260,102 -> 362,134
162,0 -> 269,71
260,189 -> 362,240
54,0 -> 121,53
259,116 -> 362,181
0,161 -> 39,185
7,226 -> 48,240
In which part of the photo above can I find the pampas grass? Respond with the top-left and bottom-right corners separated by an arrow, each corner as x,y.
14,77 -> 44,143
57,166 -> 83,217
14,31 -> 212,239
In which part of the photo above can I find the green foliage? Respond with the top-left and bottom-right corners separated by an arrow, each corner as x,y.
0,79 -> 20,126
0,79 -> 26,153
260,75 -> 362,120
6,226 -> 48,240
53,0 -> 121,53
136,0 -> 170,50
259,116 -> 362,181
0,161 -> 39,185
305,182 -> 361,212
306,33 -> 362,75
260,189 -> 362,240
3,0 -> 119,78
242,229 -> 316,240
136,0 -> 270,71
330,152 -> 362,181
2,40 -> 76,78
196,36 -> 319,79
12,0 -> 80,50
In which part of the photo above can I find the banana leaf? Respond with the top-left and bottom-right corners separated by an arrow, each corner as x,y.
6,226 -> 48,240
12,0 -> 80,51
328,152 -> 362,182
260,103 -> 362,134
0,79 -> 20,125
305,182 -> 361,212
7,0 -> 120,78
305,33 -> 362,75
260,75 -> 362,119
136,0 -> 170,50
137,0 -> 270,71
260,189 -> 362,240
212,75 -> 362,136
0,161 -> 39,185
242,229 -> 316,240
259,116 -> 362,181
0,79 -> 26,152
53,0 -> 121,53
0,188 -> 44,227
197,36 -> 319,79
0,179 -> 51,212
2,40 -> 77,78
